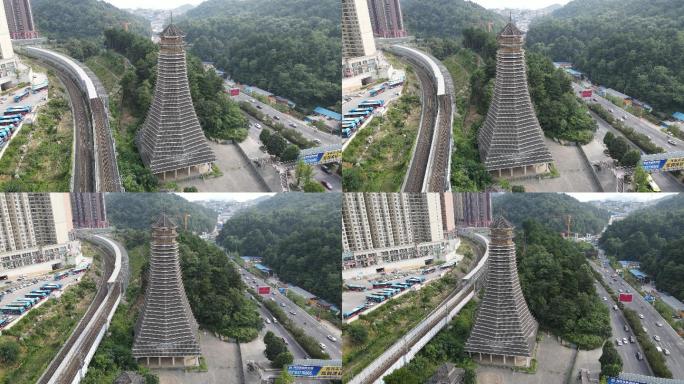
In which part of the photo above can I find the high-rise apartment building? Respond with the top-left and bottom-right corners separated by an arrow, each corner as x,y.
342,193 -> 446,277
454,192 -> 492,228
3,0 -> 38,39
0,1 -> 17,89
342,0 -> 379,80
0,193 -> 76,273
71,193 -> 108,229
367,0 -> 407,38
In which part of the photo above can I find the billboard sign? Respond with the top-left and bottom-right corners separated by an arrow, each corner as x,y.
230,88 -> 240,96
619,293 -> 633,303
301,149 -> 342,165
581,89 -> 592,98
257,286 -> 270,295
608,378 -> 646,384
287,364 -> 342,379
641,155 -> 684,172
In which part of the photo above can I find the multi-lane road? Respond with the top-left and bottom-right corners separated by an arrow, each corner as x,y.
593,279 -> 651,375
239,267 -> 342,360
572,83 -> 684,191
234,92 -> 340,147
591,258 -> 684,379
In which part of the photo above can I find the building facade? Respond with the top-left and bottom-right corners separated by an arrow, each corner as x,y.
136,23 -> 215,181
342,0 -> 379,82
367,0 -> 407,38
440,192 -> 456,237
342,193 -> 446,277
132,215 -> 201,367
465,216 -> 538,367
454,192 -> 492,228
0,193 -> 76,273
71,193 -> 108,229
477,21 -> 553,178
3,0 -> 38,39
0,0 -> 17,90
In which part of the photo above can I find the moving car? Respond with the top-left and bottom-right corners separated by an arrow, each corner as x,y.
327,335 -> 337,342
656,322 -> 663,327
320,180 -> 333,190
653,335 -> 661,342
664,349 -> 670,356
319,342 -> 326,350
639,313 -> 644,319
636,351 -> 643,360
667,139 -> 677,145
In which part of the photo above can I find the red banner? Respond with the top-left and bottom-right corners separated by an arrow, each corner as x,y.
230,88 -> 240,96
619,293 -> 633,303
258,286 -> 271,294
581,89 -> 592,98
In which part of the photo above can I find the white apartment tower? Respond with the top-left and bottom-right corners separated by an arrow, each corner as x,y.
0,193 -> 76,273
0,0 -> 17,90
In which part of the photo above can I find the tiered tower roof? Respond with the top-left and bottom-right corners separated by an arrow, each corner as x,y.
136,23 -> 215,176
477,21 -> 553,172
132,214 -> 200,360
465,215 -> 537,358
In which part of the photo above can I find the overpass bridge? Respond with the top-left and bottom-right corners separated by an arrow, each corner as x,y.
347,230 -> 490,384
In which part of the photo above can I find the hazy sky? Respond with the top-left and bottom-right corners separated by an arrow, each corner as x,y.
176,193 -> 275,202
104,0 -> 206,10
469,0 -> 571,9
567,193 -> 674,202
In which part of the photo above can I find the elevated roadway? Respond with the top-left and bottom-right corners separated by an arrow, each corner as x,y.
23,47 -> 123,192
37,234 -> 128,384
391,45 -> 454,193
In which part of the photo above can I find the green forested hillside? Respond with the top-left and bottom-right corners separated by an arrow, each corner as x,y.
32,0 -> 150,40
600,194 -> 684,300
105,193 -> 218,233
401,0 -> 504,39
216,193 -> 341,306
493,193 -> 611,234
517,220 -> 611,349
526,0 -> 684,113
178,0 -> 340,111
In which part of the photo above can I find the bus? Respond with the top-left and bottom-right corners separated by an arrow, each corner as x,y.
11,301 -> 31,309
390,283 -> 409,291
422,267 -> 436,275
41,283 -> 62,291
32,81 -> 48,93
369,85 -> 386,97
0,115 -> 22,123
345,284 -> 367,292
344,111 -> 370,119
15,298 -> 37,307
13,90 -> 29,103
366,294 -> 385,303
358,100 -> 384,108
380,289 -> 398,298
25,292 -> 47,299
0,317 -> 8,328
343,305 -> 367,319
646,174 -> 661,192
372,281 -> 392,289
31,289 -> 51,296
5,106 -> 31,115
54,271 -> 69,280
349,108 -> 373,114
1,306 -> 25,315
388,78 -> 404,88
406,276 -> 426,285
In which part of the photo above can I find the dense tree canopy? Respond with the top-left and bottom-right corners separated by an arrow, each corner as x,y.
526,0 -> 684,114
493,193 -> 611,234
178,0 -> 340,111
401,0 -> 504,39
32,0 -> 150,40
179,232 -> 262,341
105,193 -> 218,233
517,220 -> 611,349
216,193 -> 341,306
600,194 -> 684,300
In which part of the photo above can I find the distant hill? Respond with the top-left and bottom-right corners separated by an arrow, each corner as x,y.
599,194 -> 684,301
492,193 -> 611,234
32,0 -> 150,40
216,193 -> 341,306
105,193 -> 218,234
526,0 -> 684,114
177,0 -> 340,110
401,0 -> 505,39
